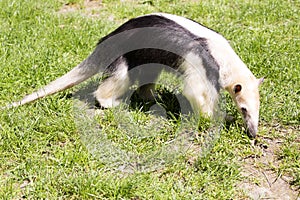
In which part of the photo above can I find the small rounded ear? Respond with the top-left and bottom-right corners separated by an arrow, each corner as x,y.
258,77 -> 264,86
233,84 -> 242,94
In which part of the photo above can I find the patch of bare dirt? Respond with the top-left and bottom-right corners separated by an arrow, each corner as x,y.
239,133 -> 299,200
58,0 -> 104,18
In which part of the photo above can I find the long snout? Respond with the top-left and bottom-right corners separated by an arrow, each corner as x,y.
245,120 -> 258,138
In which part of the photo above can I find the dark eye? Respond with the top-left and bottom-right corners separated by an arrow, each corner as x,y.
241,107 -> 247,115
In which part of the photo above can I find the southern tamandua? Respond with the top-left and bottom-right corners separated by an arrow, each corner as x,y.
7,13 -> 263,138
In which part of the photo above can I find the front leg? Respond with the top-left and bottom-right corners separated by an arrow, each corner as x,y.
183,84 -> 218,118
181,55 -> 219,118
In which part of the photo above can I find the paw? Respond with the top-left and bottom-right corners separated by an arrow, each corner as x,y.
96,98 -> 121,108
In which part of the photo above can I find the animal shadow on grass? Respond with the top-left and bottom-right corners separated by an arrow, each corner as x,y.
72,78 -> 193,120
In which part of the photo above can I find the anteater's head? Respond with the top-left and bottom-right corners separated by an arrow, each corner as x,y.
228,77 -> 264,138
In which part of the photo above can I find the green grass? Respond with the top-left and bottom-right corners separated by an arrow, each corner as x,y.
0,0 -> 299,199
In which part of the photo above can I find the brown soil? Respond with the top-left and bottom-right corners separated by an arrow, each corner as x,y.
58,0 -> 103,18
238,131 -> 299,199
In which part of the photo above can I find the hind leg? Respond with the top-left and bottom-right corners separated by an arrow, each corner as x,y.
136,83 -> 156,101
129,65 -> 161,102
94,58 -> 130,108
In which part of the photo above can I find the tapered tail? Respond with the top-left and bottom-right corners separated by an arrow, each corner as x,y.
7,59 -> 100,108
